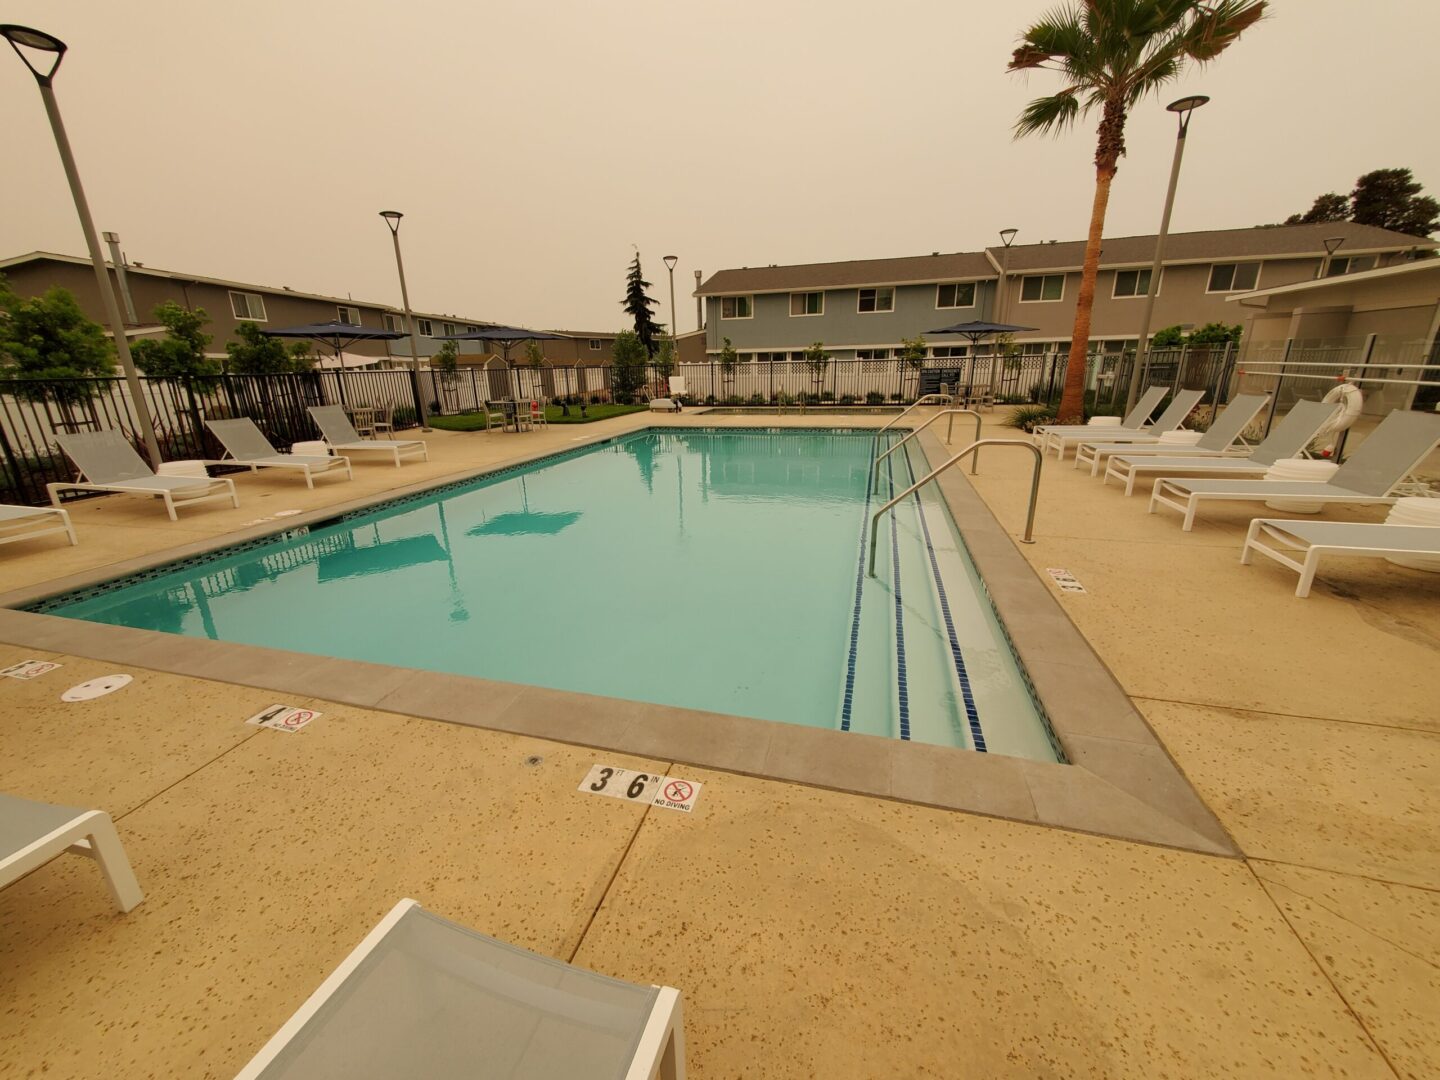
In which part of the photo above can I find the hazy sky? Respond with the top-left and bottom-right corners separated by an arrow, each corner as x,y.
4,1 -> 1438,333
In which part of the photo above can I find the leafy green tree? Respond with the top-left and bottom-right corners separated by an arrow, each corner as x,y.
1008,0 -> 1266,422
610,329 -> 648,403
804,341 -> 829,400
0,279 -> 116,406
1150,325 -> 1187,348
1285,169 -> 1439,236
131,302 -> 219,378
224,322 -> 312,374
621,253 -> 663,357
1186,321 -> 1242,345
719,336 -> 740,396
654,340 -> 676,388
433,339 -> 460,410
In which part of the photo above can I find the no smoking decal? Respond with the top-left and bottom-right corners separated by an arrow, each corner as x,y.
578,765 -> 703,813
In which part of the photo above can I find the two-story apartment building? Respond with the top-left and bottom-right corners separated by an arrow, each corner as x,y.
695,222 -> 1436,362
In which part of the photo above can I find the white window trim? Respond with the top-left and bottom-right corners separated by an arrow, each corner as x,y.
934,282 -> 978,310
416,318 -> 434,337
1017,274 -> 1066,303
229,290 -> 267,321
789,291 -> 825,317
337,305 -> 362,324
588,339 -> 603,350
1205,262 -> 1263,294
1110,268 -> 1162,300
856,287 -> 895,314
719,296 -> 754,320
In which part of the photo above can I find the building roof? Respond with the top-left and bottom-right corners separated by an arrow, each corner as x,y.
695,222 -> 1437,295
1226,254 -> 1440,305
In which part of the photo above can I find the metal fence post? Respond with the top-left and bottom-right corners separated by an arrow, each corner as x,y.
1261,338 -> 1293,437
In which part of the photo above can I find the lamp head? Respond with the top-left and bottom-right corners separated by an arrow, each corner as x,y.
999,228 -> 1019,247
1167,94 -> 1209,134
663,255 -> 678,271
379,210 -> 403,234
1,24 -> 67,83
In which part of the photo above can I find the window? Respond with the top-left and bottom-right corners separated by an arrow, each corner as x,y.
1207,262 -> 1260,292
464,325 -> 478,334
720,296 -> 753,319
931,345 -> 968,358
790,291 -> 823,316
857,287 -> 894,313
228,290 -> 267,321
755,351 -> 790,363
855,348 -> 890,359
416,318 -> 433,337
441,322 -> 456,337
337,305 -> 361,324
1111,268 -> 1158,298
1019,275 -> 1064,302
588,339 -> 603,351
383,313 -> 404,333
935,282 -> 976,309
1326,255 -> 1376,277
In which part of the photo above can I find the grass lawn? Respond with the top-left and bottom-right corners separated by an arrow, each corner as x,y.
428,404 -> 648,431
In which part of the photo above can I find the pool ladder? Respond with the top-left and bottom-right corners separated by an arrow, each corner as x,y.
868,439 -> 1044,577
870,409 -> 983,492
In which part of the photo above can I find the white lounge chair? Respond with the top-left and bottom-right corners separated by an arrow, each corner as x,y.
1103,399 -> 1340,495
1242,518 -> 1440,597
308,406 -> 429,467
1149,410 -> 1440,531
1074,393 -> 1268,476
1,792 -> 143,913
1045,389 -> 1204,461
235,899 -> 686,1080
49,429 -> 239,521
1032,386 -> 1167,448
0,504 -> 77,548
206,419 -> 353,489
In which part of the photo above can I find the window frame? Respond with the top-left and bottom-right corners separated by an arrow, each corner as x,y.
856,287 -> 895,314
416,318 -> 434,337
1018,274 -> 1065,303
383,313 -> 404,333
588,339 -> 603,351
720,296 -> 753,320
1206,262 -> 1261,293
1111,268 -> 1160,300
789,291 -> 824,317
228,290 -> 267,321
934,282 -> 977,309
336,304 -> 361,325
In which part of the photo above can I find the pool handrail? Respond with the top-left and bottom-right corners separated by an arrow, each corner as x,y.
876,394 -> 954,436
871,409 -> 983,491
868,439 -> 1043,576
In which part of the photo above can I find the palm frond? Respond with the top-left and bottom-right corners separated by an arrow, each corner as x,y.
1184,0 -> 1268,62
1008,6 -> 1094,73
1014,90 -> 1082,138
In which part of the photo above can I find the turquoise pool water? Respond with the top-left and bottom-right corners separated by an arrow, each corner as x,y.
41,429 -> 1057,760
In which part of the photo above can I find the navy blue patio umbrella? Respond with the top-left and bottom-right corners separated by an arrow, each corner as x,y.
262,321 -> 409,405
926,320 -> 1038,396
440,326 -> 569,399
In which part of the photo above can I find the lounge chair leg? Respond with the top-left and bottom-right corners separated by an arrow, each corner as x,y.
1296,552 -> 1320,598
304,467 -> 315,489
164,493 -> 178,521
1183,497 -> 1198,531
60,509 -> 77,545
227,481 -> 240,509
84,814 -> 144,912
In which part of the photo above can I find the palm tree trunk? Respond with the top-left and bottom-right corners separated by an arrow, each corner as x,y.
1056,166 -> 1116,423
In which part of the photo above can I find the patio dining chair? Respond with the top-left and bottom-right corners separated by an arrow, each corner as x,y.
49,429 -> 239,520
528,399 -> 550,429
370,405 -> 396,439
235,899 -> 686,1079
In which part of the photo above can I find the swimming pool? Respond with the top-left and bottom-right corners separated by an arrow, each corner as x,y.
36,428 -> 1058,761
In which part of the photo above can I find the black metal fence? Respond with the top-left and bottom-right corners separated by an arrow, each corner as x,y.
1,345 -> 1237,507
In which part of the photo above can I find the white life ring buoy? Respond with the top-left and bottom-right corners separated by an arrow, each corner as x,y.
1319,383 -> 1363,436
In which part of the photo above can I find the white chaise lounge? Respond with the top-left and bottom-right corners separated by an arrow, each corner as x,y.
1242,518 -> 1440,597
1103,399 -> 1340,496
206,418 -> 353,488
235,898 -> 686,1080
1032,386 -> 1167,450
1044,389 -> 1204,461
50,429 -> 239,521
1074,392 -> 1268,476
1149,410 -> 1440,531
0,792 -> 143,913
0,504 -> 76,548
308,406 -> 429,467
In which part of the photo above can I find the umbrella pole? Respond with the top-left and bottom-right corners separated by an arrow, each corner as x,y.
333,342 -> 349,407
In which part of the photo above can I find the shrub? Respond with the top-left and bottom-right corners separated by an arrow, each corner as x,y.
725,395 -> 743,406
748,393 -> 766,405
839,394 -> 858,405
1004,404 -> 1058,432
820,390 -> 835,402
865,391 -> 885,405
704,394 -> 718,405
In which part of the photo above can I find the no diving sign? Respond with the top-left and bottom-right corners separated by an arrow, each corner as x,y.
578,765 -> 703,813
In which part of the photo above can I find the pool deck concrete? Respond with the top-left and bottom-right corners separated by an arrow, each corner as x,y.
1,410 -> 1436,1078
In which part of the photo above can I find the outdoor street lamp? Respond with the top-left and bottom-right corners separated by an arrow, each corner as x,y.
379,210 -> 430,431
2,24 -> 162,466
1320,235 -> 1345,279
663,255 -> 679,359
1125,94 -> 1209,413
997,228 -> 1019,323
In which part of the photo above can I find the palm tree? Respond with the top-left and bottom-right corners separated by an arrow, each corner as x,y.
1009,0 -> 1266,423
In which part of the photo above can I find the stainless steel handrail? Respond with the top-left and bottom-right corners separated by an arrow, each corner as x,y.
868,439 -> 1043,576
876,394 -> 955,435
870,409 -> 983,491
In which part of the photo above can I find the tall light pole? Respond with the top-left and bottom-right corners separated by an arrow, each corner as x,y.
379,210 -> 430,431
1319,235 -> 1345,279
3,24 -> 162,466
1125,94 -> 1209,413
693,269 -> 703,331
663,254 -> 679,357
996,227 -> 1019,323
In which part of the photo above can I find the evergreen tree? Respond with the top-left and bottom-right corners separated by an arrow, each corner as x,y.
621,252 -> 664,356
1284,168 -> 1438,236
